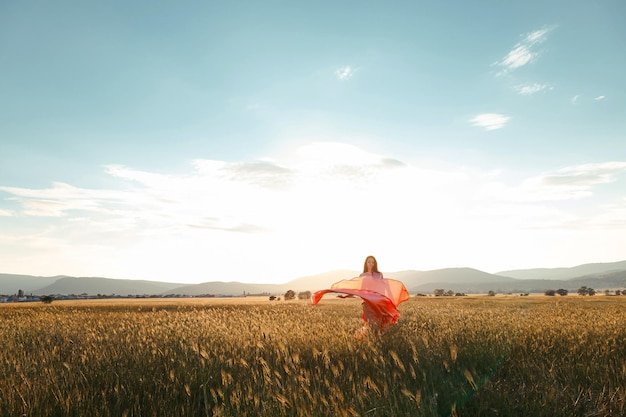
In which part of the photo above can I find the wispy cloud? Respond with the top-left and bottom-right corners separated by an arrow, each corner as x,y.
193,160 -> 294,190
497,26 -> 554,74
522,162 -> 626,201
12,147 -> 621,235
481,162 -> 626,203
1,182 -> 135,217
0,143 -> 470,279
570,94 -> 607,105
469,113 -> 510,130
588,198 -> 626,229
1,144 -> 406,235
2,144 -> 625,281
188,217 -> 267,233
336,66 -> 355,80
470,162 -> 626,235
516,83 -> 551,95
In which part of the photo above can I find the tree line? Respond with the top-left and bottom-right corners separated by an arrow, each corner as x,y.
272,286 -> 626,301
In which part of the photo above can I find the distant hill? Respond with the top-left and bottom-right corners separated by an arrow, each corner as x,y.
397,268 -> 515,294
569,270 -> 626,289
2,260 -> 625,297
32,277 -> 185,296
164,281 -> 283,296
406,268 -> 514,287
411,279 -> 561,295
0,274 -> 61,295
496,260 -> 626,280
164,270 -> 361,296
411,270 -> 626,295
281,269 -> 359,292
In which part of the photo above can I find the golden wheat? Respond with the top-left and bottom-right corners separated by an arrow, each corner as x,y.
0,296 -> 625,416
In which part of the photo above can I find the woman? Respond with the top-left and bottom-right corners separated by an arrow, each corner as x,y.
361,255 -> 382,279
312,255 -> 409,337
358,256 -> 385,334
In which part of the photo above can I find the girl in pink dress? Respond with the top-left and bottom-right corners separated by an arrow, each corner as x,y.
312,255 -> 409,337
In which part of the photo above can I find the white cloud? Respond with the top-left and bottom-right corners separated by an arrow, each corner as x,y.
469,113 -> 510,130
1,181 -> 152,217
497,26 -> 554,73
525,28 -> 552,44
588,198 -> 626,229
500,45 -> 534,70
570,95 -> 607,105
0,143 -> 467,280
2,144 -> 625,283
0,209 -> 12,216
336,66 -> 355,80
516,83 -> 551,95
526,162 -> 626,198
479,161 -> 626,203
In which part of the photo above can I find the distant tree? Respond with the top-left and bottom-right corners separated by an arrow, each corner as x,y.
604,289 -> 611,296
284,290 -> 296,300
40,295 -> 54,304
455,292 -> 466,297
544,289 -> 556,296
578,286 -> 596,296
18,289 -> 24,298
487,290 -> 496,297
444,290 -> 455,297
616,290 -> 622,296
269,295 -> 277,301
556,289 -> 568,296
433,289 -> 445,297
298,291 -> 312,300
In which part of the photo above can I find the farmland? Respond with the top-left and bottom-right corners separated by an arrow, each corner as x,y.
1,296 -> 625,416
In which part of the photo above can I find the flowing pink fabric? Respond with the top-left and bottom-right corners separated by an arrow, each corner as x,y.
312,276 -> 409,330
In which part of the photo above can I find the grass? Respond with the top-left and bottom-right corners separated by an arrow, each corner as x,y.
1,295 -> 625,416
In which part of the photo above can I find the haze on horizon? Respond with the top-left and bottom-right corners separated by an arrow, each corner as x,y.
1,1 -> 625,285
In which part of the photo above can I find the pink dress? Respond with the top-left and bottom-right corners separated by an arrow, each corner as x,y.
312,272 -> 409,332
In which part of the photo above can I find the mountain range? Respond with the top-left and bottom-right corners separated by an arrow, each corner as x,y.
2,260 -> 626,297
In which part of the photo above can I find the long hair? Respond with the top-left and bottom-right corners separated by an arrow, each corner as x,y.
363,256 -> 380,273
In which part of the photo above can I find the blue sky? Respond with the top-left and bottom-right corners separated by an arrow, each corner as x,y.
1,1 -> 625,284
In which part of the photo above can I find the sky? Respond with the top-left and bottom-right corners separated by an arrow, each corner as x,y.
1,1 -> 625,285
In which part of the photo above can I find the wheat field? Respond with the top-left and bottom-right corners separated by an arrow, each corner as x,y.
1,295 -> 625,416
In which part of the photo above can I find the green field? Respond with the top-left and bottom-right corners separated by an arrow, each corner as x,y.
1,296 -> 625,416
